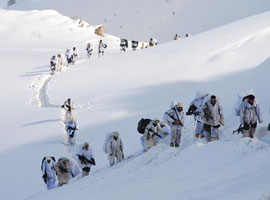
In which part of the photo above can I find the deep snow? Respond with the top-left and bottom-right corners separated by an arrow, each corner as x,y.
0,4 -> 270,200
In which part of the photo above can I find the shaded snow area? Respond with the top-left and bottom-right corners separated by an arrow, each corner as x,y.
0,4 -> 270,200
7,0 -> 270,42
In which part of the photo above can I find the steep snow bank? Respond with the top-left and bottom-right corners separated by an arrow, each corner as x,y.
24,12 -> 270,200
0,9 -> 119,49
0,7 -> 270,200
0,9 -> 120,200
28,136 -> 270,200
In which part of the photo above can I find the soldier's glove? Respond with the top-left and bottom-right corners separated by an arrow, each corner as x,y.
243,123 -> 250,130
213,125 -> 220,129
90,158 -> 96,166
220,118 -> 225,126
173,121 -> 180,125
186,111 -> 193,116
42,174 -> 47,184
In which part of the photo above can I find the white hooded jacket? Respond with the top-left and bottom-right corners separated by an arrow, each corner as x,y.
78,145 -> 95,168
106,135 -> 123,156
65,49 -> 73,59
73,48 -> 80,58
65,121 -> 76,137
240,99 -> 262,125
98,42 -> 106,52
42,160 -> 56,178
200,100 -> 224,126
163,107 -> 185,129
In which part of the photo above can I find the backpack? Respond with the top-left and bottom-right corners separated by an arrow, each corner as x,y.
234,90 -> 255,116
132,41 -> 138,48
124,39 -> 128,48
41,156 -> 56,170
103,132 -> 114,153
137,118 -> 152,134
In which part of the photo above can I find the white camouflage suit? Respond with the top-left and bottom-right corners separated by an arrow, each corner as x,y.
50,56 -> 57,73
65,120 -> 76,144
240,99 -> 263,138
54,157 -> 71,186
98,41 -> 106,56
105,133 -> 124,166
143,121 -> 164,150
189,92 -> 207,137
164,107 -> 185,146
42,159 -> 56,190
200,99 -> 224,142
72,48 -> 80,59
56,55 -> 63,72
78,145 -> 95,176
63,100 -> 74,121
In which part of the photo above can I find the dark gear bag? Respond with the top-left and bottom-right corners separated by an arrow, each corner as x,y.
137,118 -> 151,134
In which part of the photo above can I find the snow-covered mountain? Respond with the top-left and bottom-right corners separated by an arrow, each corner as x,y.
0,2 -> 270,200
6,0 -> 270,42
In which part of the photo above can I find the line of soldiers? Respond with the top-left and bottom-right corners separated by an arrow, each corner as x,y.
139,90 -> 264,152
41,90 -> 266,190
49,47 -> 79,75
85,40 -> 107,59
120,33 -> 191,52
41,141 -> 95,190
120,37 -> 158,52
173,33 -> 191,40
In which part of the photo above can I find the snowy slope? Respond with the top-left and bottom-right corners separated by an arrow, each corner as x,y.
0,9 -> 120,200
0,6 -> 270,200
7,0 -> 270,42
19,11 -> 270,200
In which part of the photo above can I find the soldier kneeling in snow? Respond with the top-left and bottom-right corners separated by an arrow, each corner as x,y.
77,142 -> 96,177
104,132 -> 124,167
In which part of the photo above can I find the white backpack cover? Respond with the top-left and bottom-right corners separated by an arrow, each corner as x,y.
234,89 -> 255,116
103,132 -> 114,153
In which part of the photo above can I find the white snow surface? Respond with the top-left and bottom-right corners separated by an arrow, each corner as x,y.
6,0 -> 270,42
0,6 -> 270,200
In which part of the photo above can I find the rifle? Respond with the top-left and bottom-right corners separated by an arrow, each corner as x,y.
42,173 -> 47,184
203,103 -> 213,121
233,124 -> 243,134
120,146 -> 124,159
153,132 -> 162,138
166,109 -> 184,127
66,127 -> 78,131
77,155 -> 96,165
